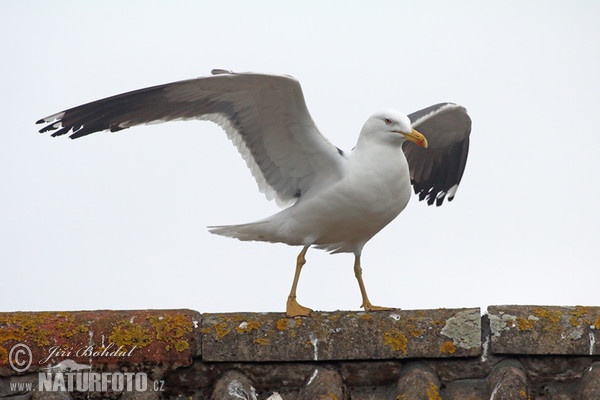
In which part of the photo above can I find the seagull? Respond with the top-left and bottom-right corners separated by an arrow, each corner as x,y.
37,69 -> 471,317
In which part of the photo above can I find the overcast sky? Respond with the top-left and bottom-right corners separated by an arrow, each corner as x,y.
2,1 -> 599,314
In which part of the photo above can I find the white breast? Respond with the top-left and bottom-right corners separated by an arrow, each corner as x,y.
280,141 -> 412,253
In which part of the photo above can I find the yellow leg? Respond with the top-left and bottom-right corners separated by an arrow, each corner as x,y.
286,245 -> 313,317
354,255 -> 394,312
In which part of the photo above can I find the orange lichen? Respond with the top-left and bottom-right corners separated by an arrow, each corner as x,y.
0,347 -> 7,364
516,318 -> 534,331
235,320 -> 261,333
174,340 -> 189,352
0,313 -> 53,347
532,307 -> 562,323
319,394 -> 338,400
254,338 -> 269,346
531,307 -> 563,333
148,314 -> 194,352
214,323 -> 231,339
109,322 -> 152,351
383,329 -> 407,354
63,324 -> 88,338
568,306 -> 593,327
409,325 -> 425,338
359,313 -> 372,320
276,317 -> 301,336
276,318 -> 288,330
520,389 -> 531,399
426,382 -> 442,400
441,341 -> 456,354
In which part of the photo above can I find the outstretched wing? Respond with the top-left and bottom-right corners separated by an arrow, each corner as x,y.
37,70 -> 345,206
403,103 -> 471,206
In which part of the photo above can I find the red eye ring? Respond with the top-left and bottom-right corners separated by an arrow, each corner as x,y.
384,118 -> 392,125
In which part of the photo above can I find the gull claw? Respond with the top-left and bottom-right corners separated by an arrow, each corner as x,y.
361,302 -> 395,312
286,296 -> 313,317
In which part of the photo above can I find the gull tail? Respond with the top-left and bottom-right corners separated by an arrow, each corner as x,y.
208,221 -> 278,243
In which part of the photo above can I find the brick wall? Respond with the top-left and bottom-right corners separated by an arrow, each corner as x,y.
1,306 -> 599,399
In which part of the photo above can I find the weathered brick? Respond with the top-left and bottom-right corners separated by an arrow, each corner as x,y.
489,306 -> 600,355
201,308 -> 481,362
0,309 -> 199,375
298,368 -> 344,399
395,363 -> 441,400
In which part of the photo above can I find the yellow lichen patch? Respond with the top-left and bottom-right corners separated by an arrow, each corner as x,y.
383,329 -> 407,354
276,317 -> 302,333
235,320 -> 262,333
0,346 -> 8,363
0,313 -> 53,347
359,313 -> 372,320
326,313 -> 342,322
531,307 -> 563,333
109,322 -> 152,351
426,382 -> 442,400
430,319 -> 446,328
174,340 -> 189,352
520,389 -> 531,399
276,318 -> 289,331
214,323 -> 231,339
532,307 -> 562,323
63,324 -> 89,338
568,306 -> 593,327
254,338 -> 269,346
441,341 -> 456,354
408,324 -> 425,338
516,318 -> 534,331
594,315 -> 600,329
148,314 -> 193,351
319,394 -> 338,400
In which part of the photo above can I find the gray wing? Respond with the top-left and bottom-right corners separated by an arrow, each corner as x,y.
37,70 -> 346,206
403,103 -> 471,206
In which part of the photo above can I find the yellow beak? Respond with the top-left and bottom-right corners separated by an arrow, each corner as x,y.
402,128 -> 428,148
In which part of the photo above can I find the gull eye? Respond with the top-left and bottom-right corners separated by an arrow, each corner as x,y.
384,118 -> 392,125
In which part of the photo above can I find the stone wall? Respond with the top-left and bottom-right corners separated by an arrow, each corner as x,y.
0,306 -> 599,399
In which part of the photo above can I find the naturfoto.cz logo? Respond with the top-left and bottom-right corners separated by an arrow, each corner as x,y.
8,343 -> 165,394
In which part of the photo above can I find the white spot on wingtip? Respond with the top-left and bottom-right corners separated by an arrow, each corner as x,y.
447,184 -> 459,199
42,111 -> 65,123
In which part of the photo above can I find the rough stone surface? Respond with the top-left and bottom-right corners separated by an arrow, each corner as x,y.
579,362 -> 600,400
1,306 -> 599,399
395,363 -> 441,400
211,370 -> 257,400
201,308 -> 481,361
486,360 -> 529,400
489,305 -> 600,355
298,368 -> 344,400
